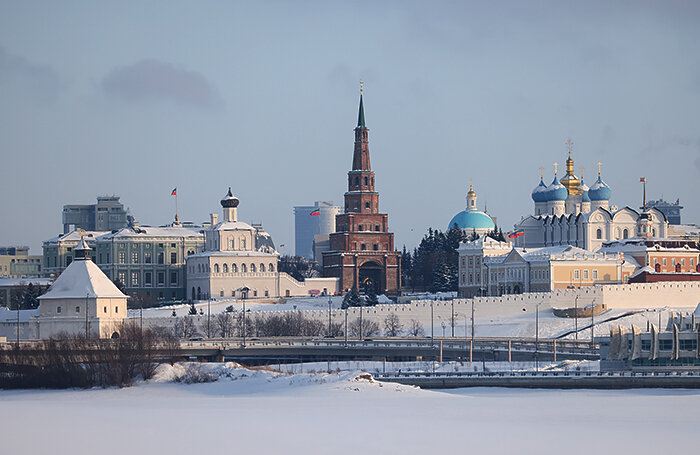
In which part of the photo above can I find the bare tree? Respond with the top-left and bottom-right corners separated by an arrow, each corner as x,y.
174,316 -> 200,338
214,312 -> 235,338
325,321 -> 344,337
349,317 -> 379,337
383,313 -> 403,337
408,319 -> 425,337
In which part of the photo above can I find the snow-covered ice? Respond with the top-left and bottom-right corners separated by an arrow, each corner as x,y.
1,362 -> 698,455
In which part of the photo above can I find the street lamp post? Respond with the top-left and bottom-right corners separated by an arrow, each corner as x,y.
430,300 -> 434,346
242,299 -> 246,347
451,300 -> 455,337
359,304 -> 363,340
471,299 -> 475,346
535,302 -> 540,372
207,297 -> 211,339
567,285 -> 578,340
85,292 -> 90,339
328,295 -> 332,336
344,307 -> 348,346
15,297 -> 20,347
590,299 -> 595,347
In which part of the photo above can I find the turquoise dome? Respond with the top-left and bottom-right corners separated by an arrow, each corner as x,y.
580,178 -> 591,203
545,176 -> 567,202
449,210 -> 495,231
531,178 -> 548,203
588,175 -> 611,201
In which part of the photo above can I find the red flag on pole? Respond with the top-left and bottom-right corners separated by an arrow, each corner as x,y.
171,187 -> 177,196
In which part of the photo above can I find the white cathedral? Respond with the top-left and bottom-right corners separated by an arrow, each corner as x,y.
514,144 -> 668,252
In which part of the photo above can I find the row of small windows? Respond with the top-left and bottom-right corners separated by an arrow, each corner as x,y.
117,251 -> 180,265
351,176 -> 374,187
117,271 -> 177,287
352,243 -> 387,251
652,258 -> 696,267
196,262 -> 276,274
55,305 -> 119,314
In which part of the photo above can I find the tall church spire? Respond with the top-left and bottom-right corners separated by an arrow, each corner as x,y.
351,83 -> 371,172
357,81 -> 366,128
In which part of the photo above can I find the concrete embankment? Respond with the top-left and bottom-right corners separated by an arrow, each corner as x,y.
377,372 -> 700,389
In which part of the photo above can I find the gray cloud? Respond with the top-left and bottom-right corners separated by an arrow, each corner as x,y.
0,45 -> 64,104
102,59 -> 223,110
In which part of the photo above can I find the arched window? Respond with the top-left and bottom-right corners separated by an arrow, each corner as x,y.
241,264 -> 247,273
675,263 -> 681,272
269,263 -> 274,272
223,264 -> 228,273
364,176 -> 368,186
623,229 -> 629,239
232,263 -> 238,273
191,287 -> 195,300
655,263 -> 661,273
652,229 -> 657,237
214,264 -> 220,273
260,263 -> 265,272
596,228 -> 602,239
354,177 -> 359,186
250,263 -> 256,272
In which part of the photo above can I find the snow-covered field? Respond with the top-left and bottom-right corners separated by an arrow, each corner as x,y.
1,362 -> 698,455
124,294 -> 696,341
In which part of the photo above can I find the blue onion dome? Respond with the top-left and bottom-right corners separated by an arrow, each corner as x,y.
545,176 -> 568,202
448,210 -> 495,231
588,175 -> 611,201
580,178 -> 591,203
531,178 -> 549,203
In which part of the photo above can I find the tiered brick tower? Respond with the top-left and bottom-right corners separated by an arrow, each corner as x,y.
322,89 -> 401,294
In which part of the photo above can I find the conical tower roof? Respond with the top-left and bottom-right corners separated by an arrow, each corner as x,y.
39,259 -> 127,300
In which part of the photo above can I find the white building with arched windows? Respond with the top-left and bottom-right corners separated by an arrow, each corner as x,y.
514,150 -> 669,252
186,189 -> 339,300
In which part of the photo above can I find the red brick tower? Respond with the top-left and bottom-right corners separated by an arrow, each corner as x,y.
323,89 -> 401,294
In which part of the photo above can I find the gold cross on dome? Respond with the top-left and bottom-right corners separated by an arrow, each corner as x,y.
554,162 -> 558,176
566,139 -> 574,153
580,165 -> 584,179
597,161 -> 602,176
539,166 -> 544,179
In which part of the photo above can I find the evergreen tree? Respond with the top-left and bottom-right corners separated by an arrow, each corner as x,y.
341,287 -> 363,309
365,288 -> 379,306
188,302 -> 198,315
401,245 -> 412,288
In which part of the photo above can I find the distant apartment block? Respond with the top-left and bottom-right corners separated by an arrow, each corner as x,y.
293,201 -> 340,260
62,195 -> 129,233
0,246 -> 43,278
644,198 -> 683,225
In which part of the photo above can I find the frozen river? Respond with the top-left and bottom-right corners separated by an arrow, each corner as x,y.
1,363 -> 697,455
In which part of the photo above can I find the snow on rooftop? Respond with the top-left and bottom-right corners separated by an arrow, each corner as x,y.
100,226 -> 202,239
39,259 -> 126,300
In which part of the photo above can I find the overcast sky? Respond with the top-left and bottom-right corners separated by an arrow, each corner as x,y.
1,1 -> 699,254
